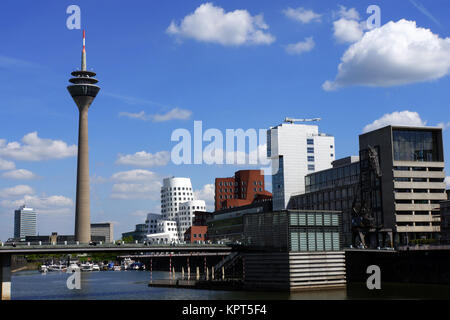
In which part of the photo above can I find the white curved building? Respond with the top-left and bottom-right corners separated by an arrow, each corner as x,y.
146,219 -> 178,244
160,177 -> 206,241
178,200 -> 206,237
161,177 -> 194,219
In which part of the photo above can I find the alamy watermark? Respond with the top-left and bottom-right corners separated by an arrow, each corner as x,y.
66,5 -> 81,30
66,267 -> 81,290
366,5 -> 381,30
366,265 -> 381,290
170,121 -> 276,174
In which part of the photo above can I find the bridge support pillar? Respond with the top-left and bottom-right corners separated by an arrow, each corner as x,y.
0,254 -> 11,300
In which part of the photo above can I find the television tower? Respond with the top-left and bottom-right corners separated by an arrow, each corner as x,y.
67,30 -> 100,243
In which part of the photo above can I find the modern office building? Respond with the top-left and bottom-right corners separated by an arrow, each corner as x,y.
441,200 -> 450,243
121,224 -> 148,242
145,213 -> 162,235
146,220 -> 178,244
289,156 -> 360,247
215,170 -> 272,211
178,200 -> 206,238
184,226 -> 208,243
14,206 -> 37,239
359,125 -> 446,245
242,209 -> 346,291
193,211 -> 214,226
90,223 -> 113,243
207,200 -> 273,243
267,119 -> 335,211
289,125 -> 447,248
160,177 -> 206,241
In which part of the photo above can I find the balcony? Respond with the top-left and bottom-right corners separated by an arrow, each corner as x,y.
393,171 -> 445,179
396,226 -> 440,233
394,181 -> 446,189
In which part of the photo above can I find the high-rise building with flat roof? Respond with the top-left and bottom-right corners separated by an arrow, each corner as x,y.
14,205 -> 37,239
90,223 -> 113,243
289,156 -> 360,247
359,125 -> 446,245
267,120 -> 335,211
215,169 -> 271,211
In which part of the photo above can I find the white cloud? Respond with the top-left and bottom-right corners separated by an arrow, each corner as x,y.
334,5 -> 360,20
0,194 -> 73,215
0,158 -> 15,170
166,2 -> 275,46
194,184 -> 215,210
331,6 -> 365,44
446,176 -> 450,188
2,169 -> 37,180
116,151 -> 170,168
333,18 -> 364,43
152,108 -> 192,122
285,37 -> 315,55
111,169 -> 160,182
111,183 -> 161,200
119,111 -> 149,120
363,111 -> 427,133
119,107 -> 192,122
437,122 -> 450,130
0,185 -> 34,198
324,19 -> 450,91
283,7 -> 321,24
110,169 -> 162,200
0,132 -> 77,161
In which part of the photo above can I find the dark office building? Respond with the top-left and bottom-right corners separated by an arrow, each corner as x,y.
288,156 -> 360,247
207,200 -> 273,243
121,224 -> 148,242
359,126 -> 446,246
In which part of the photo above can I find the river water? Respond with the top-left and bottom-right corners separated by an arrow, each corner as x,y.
11,270 -> 450,300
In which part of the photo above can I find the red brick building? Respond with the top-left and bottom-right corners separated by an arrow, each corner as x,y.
184,226 -> 208,243
214,170 -> 272,211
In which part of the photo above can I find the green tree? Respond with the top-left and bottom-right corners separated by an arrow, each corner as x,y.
122,236 -> 134,244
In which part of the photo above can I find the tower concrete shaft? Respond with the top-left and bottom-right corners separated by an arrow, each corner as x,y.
67,30 -> 100,243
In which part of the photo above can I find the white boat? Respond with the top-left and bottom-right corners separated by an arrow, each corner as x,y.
80,263 -> 93,272
121,258 -> 134,270
66,263 -> 80,273
40,265 -> 48,273
92,264 -> 100,271
113,265 -> 121,271
48,264 -> 67,272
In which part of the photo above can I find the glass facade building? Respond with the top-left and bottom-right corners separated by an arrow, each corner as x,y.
393,129 -> 443,162
243,210 -> 343,252
289,157 -> 359,247
14,206 -> 37,239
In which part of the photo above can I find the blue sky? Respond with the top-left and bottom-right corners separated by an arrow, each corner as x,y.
1,0 -> 450,241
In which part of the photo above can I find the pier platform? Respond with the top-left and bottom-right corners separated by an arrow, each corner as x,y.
148,279 -> 244,291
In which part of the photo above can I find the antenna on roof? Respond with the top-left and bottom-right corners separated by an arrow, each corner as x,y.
284,117 -> 321,124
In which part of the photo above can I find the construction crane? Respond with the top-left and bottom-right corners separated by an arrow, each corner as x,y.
284,117 -> 321,124
351,145 -> 383,248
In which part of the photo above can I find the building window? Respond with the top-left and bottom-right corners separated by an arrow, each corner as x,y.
307,139 -> 314,145
307,147 -> 314,153
308,156 -> 315,162
308,164 -> 315,171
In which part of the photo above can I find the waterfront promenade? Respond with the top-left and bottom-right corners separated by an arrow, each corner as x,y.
0,243 -> 232,300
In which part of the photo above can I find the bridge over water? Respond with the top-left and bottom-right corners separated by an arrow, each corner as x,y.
0,243 -> 232,300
